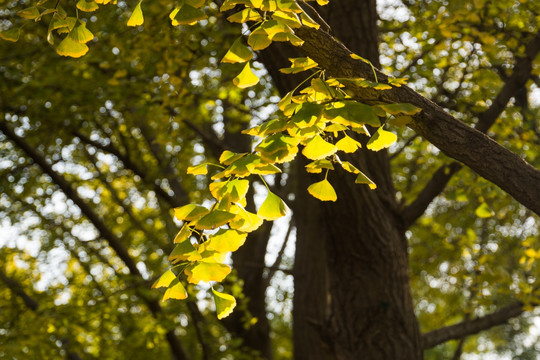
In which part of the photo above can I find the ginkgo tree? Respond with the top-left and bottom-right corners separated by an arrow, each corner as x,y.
1,0 -> 539,359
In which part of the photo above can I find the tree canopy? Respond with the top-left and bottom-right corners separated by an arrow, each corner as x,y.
0,0 -> 539,359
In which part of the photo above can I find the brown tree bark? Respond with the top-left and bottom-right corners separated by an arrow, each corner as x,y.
260,1 -> 423,358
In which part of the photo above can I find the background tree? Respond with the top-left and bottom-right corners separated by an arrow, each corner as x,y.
0,0 -> 539,359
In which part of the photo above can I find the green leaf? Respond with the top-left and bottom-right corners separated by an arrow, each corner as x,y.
206,229 -> 247,253
162,279 -> 188,300
336,135 -> 361,153
248,27 -> 272,51
307,179 -> 337,202
17,6 -> 40,20
173,224 -> 192,244
340,161 -> 360,174
0,28 -> 21,42
324,101 -> 380,127
174,204 -> 209,221
69,21 -> 94,43
475,202 -> 494,218
387,115 -> 413,127
56,36 -> 89,58
212,288 -> 237,319
127,1 -> 144,27
194,210 -> 237,230
187,163 -> 209,175
185,262 -> 231,283
219,150 -> 247,165
233,62 -> 259,88
168,240 -> 202,262
302,134 -> 337,160
355,171 -> 377,189
227,8 -> 262,23
152,270 -> 177,289
255,134 -> 299,163
186,0 -> 206,7
258,191 -> 289,220
76,0 -> 99,12
174,3 -> 207,25
366,128 -> 397,151
378,103 -> 421,115
291,102 -> 323,128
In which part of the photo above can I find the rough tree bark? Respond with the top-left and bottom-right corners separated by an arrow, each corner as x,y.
260,1 -> 423,359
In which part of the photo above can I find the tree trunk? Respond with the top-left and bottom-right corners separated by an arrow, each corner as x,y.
263,0 -> 423,358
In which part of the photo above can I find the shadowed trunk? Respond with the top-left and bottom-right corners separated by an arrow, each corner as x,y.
260,0 -> 422,358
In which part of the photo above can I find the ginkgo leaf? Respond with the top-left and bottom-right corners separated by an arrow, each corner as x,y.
366,128 -> 397,151
76,0 -> 99,12
49,14 -> 69,33
336,135 -> 361,153
56,36 -> 89,58
255,133 -> 299,164
233,62 -> 259,88
251,163 -> 281,175
475,202 -> 494,218
258,191 -> 289,220
187,163 -> 209,175
248,27 -> 272,51
212,288 -> 237,319
307,179 -> 337,202
173,224 -> 192,244
388,115 -> 413,127
378,103 -> 421,115
168,239 -> 202,262
355,171 -> 377,189
174,3 -> 207,25
227,8 -> 262,23
272,10 -> 301,28
229,206 -> 263,232
206,229 -> 247,253
324,101 -> 380,127
219,150 -> 247,165
185,262 -> 231,283
194,210 -> 237,230
280,57 -> 318,74
291,102 -> 323,128
174,204 -> 209,221
300,12 -> 320,29
209,179 -> 249,203
305,159 -> 334,173
163,279 -> 188,300
185,0 -> 205,7
17,6 -> 40,19
0,28 -> 21,42
152,270 -> 177,289
69,21 -> 94,43
302,135 -> 337,160
340,161 -> 360,174
127,1 -> 144,27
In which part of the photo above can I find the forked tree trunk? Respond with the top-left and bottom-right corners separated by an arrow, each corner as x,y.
262,0 -> 423,358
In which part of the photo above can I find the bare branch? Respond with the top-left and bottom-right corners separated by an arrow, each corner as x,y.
421,302 -> 525,349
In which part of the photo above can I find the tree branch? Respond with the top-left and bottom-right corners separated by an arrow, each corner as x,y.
421,302 -> 525,349
292,25 -> 540,214
400,30 -> 540,225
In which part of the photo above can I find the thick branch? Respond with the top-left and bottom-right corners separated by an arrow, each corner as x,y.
294,27 -> 540,214
401,30 -> 540,225
421,302 -> 525,349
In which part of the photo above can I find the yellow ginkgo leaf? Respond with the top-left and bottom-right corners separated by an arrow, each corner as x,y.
355,171 -> 377,190
194,210 -> 237,230
174,204 -> 209,222
258,191 -> 289,220
56,36 -> 89,58
233,62 -> 259,88
302,134 -> 337,160
76,0 -> 99,12
69,21 -> 94,43
307,179 -> 337,202
229,206 -> 263,232
206,229 -> 247,253
212,288 -> 237,319
173,3 -> 207,25
168,239 -> 202,262
173,224 -> 192,244
152,269 -> 177,289
336,135 -> 361,153
162,279 -> 188,301
366,128 -> 397,151
340,161 -> 360,174
185,262 -> 231,283
222,38 -> 253,63
187,163 -> 209,175
475,202 -> 494,218
127,1 -> 144,27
